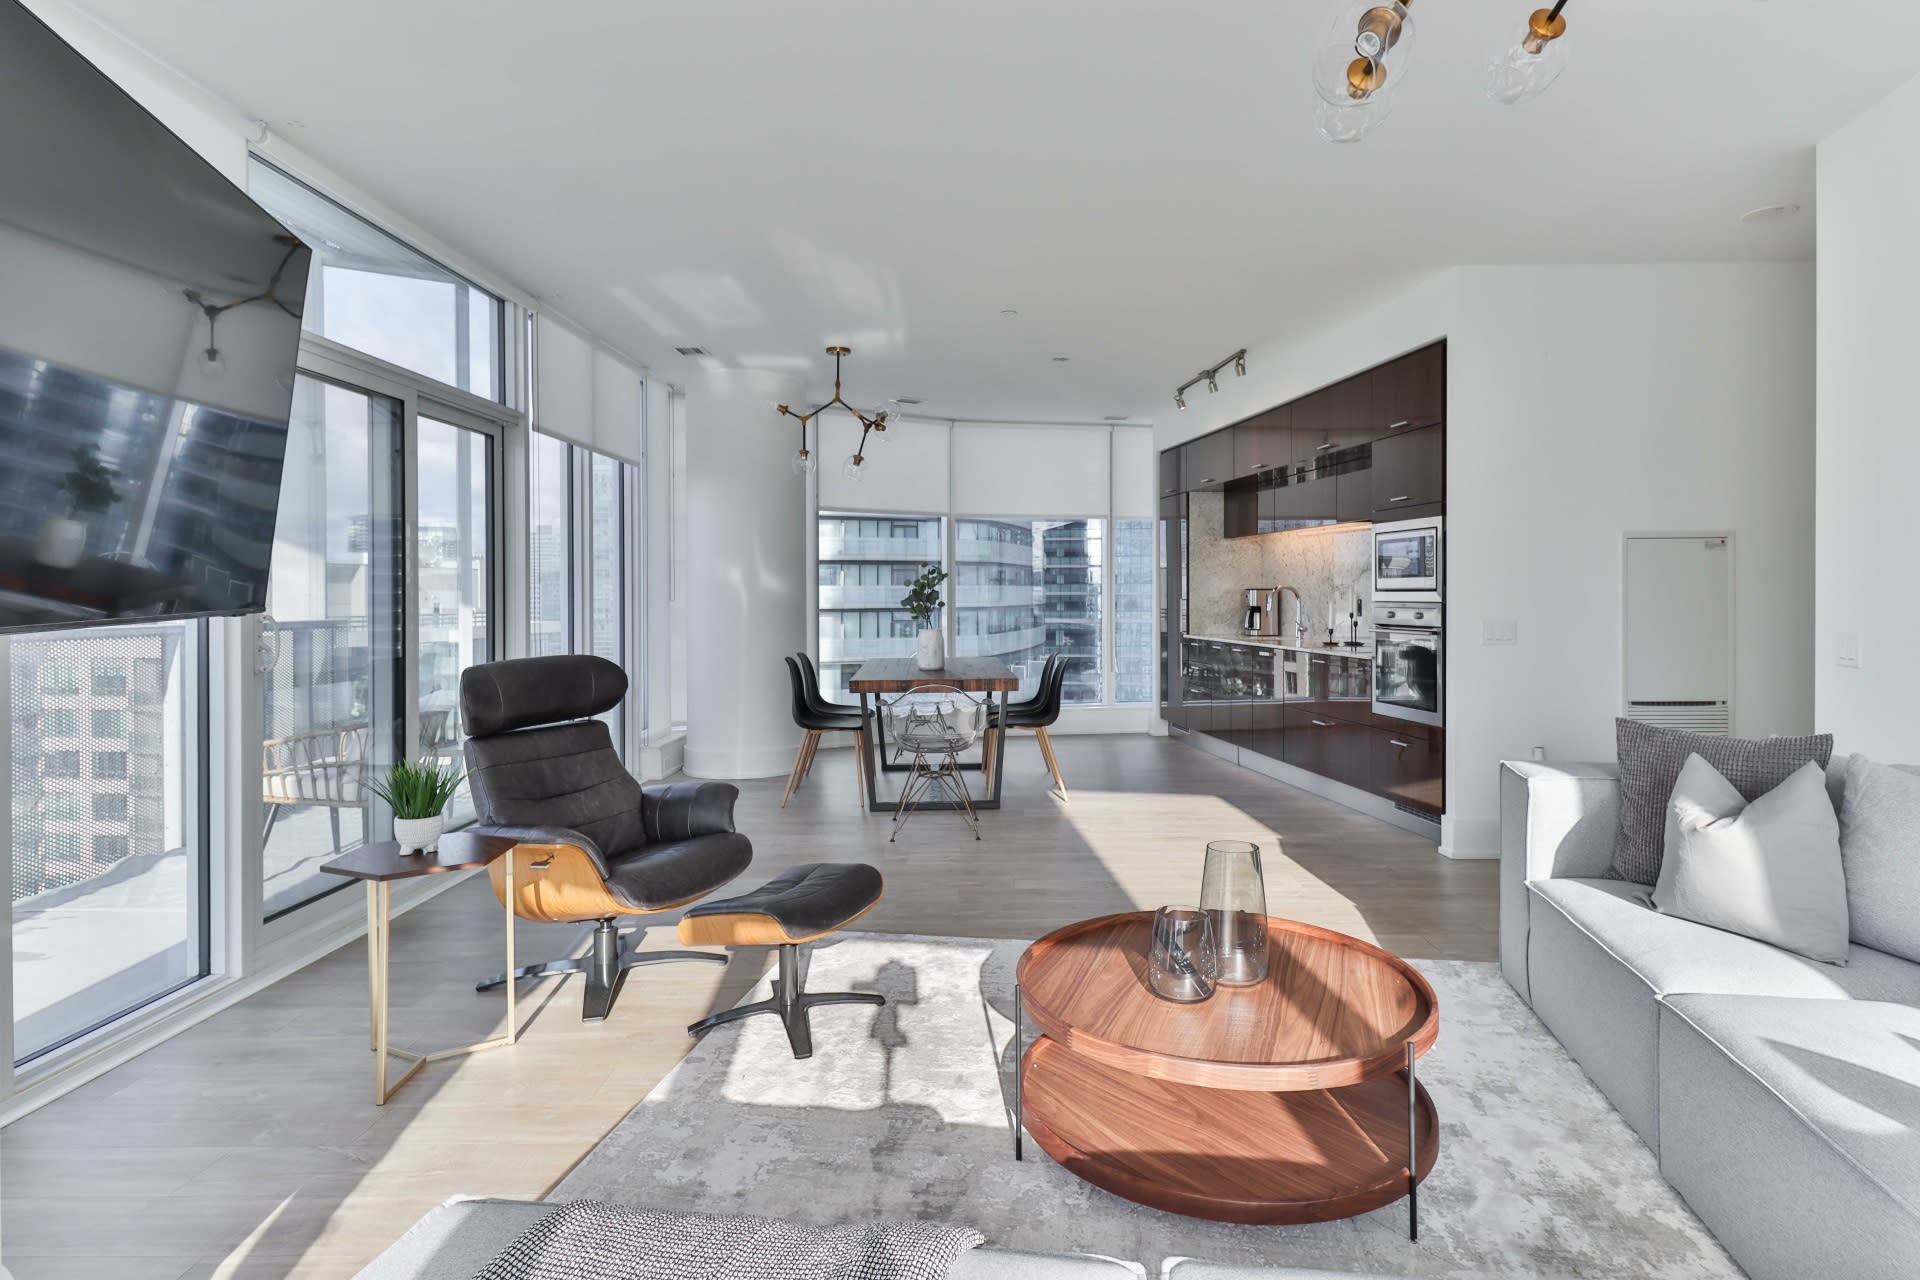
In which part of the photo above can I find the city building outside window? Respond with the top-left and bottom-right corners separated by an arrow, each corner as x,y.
954,518 -> 1105,704
816,511 -> 944,703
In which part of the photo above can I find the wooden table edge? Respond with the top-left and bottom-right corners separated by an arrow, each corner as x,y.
1016,911 -> 1441,1091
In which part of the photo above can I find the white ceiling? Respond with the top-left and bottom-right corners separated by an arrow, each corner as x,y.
66,0 -> 1920,422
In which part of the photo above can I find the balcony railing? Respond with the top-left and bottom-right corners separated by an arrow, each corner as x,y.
818,534 -> 943,562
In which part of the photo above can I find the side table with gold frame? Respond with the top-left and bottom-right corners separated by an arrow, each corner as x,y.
322,831 -> 522,1104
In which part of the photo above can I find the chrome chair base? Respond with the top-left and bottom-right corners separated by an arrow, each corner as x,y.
685,942 -> 884,1060
476,918 -> 726,1022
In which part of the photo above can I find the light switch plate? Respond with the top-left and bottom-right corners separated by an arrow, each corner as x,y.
1836,631 -> 1861,669
1483,618 -> 1519,646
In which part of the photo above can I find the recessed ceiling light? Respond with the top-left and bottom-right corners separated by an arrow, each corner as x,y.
674,346 -> 711,357
1103,415 -> 1129,422
1051,356 -> 1071,363
1000,309 -> 1020,320
1740,203 -> 1802,225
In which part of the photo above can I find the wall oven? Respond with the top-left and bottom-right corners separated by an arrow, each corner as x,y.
1372,601 -> 1443,728
1373,515 -> 1443,600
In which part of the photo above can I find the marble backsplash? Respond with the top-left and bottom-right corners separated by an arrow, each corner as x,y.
1187,490 -> 1372,642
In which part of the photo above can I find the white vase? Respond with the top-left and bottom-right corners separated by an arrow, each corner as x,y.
34,515 -> 87,568
394,814 -> 444,855
915,628 -> 945,671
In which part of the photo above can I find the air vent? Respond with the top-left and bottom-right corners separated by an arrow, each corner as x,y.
674,346 -> 710,357
894,396 -> 923,406
1624,701 -> 1731,736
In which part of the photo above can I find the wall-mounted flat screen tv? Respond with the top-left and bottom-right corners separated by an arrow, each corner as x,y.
0,1 -> 310,633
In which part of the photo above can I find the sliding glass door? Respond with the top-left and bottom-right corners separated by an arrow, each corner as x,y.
416,413 -> 495,825
260,376 -> 402,919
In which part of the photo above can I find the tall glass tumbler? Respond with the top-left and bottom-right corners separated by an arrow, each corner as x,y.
1201,840 -> 1269,985
1147,906 -> 1218,1003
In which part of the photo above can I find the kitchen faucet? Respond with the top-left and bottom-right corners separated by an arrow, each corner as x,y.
1276,584 -> 1307,645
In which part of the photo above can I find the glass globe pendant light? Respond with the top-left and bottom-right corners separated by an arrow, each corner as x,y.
1488,3 -> 1571,105
841,450 -> 867,482
1311,0 -> 1416,144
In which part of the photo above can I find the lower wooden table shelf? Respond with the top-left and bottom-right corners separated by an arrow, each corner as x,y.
1020,1036 -> 1438,1225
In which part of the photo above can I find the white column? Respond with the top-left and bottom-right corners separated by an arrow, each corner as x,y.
684,367 -> 807,779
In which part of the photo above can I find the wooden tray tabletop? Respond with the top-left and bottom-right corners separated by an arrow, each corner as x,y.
1017,912 -> 1438,1091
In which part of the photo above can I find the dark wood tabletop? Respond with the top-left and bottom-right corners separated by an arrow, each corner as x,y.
320,831 -> 520,883
847,656 -> 1019,693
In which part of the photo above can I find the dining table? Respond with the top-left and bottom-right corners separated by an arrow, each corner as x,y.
847,656 -> 1019,813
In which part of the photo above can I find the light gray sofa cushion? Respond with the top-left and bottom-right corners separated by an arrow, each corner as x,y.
1524,876 -> 1920,1148
1658,995 -> 1920,1280
1653,756 -> 1849,964
355,1198 -> 1147,1280
1840,755 -> 1920,964
1498,760 -> 1621,1001
1609,718 -> 1833,885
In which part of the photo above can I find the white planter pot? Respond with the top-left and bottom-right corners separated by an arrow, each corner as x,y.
394,814 -> 444,855
35,515 -> 87,568
915,628 -> 945,671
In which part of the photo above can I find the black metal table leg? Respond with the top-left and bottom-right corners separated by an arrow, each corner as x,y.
1407,1039 -> 1419,1241
1013,980 -> 1024,1161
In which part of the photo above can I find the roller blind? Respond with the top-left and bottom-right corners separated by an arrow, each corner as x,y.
534,313 -> 593,449
818,413 -> 950,513
951,423 -> 1110,516
592,348 -> 643,465
1111,427 -> 1155,517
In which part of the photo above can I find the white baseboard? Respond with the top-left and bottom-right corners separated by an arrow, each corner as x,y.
636,732 -> 686,782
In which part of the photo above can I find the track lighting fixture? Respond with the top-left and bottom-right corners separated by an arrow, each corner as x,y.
1488,2 -> 1572,105
1174,349 -> 1248,411
775,347 -> 891,482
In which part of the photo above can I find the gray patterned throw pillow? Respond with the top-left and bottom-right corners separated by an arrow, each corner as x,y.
1608,718 -> 1834,885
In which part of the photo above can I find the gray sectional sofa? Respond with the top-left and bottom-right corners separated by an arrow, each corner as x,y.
356,1198 -> 1414,1279
1501,758 -> 1920,1280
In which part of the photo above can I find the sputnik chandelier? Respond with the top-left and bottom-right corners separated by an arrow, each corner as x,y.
776,346 -> 893,482
1313,1 -> 1574,144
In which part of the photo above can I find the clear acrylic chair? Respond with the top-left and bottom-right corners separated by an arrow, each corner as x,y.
883,684 -> 986,842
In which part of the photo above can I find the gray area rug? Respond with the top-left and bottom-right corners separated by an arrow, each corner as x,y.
554,934 -> 1742,1279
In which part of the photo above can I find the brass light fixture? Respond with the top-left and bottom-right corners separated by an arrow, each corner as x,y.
1175,349 -> 1248,411
1488,2 -> 1572,105
1311,0 -> 1577,142
775,346 -> 891,483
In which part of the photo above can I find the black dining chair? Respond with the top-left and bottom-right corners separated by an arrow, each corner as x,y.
783,656 -> 868,810
988,656 -> 1070,801
796,651 -> 866,718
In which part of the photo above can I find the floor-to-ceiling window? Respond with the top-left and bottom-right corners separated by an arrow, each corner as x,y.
953,518 -> 1105,703
528,432 -> 572,657
260,377 -> 401,918
816,512 -> 945,704
7,621 -> 207,1062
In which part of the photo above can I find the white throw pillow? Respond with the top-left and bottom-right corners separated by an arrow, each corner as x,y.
1653,754 -> 1850,965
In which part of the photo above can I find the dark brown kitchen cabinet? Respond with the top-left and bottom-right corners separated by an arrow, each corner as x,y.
1223,478 -> 1259,539
1370,726 -> 1445,817
1159,448 -> 1184,499
1372,422 -> 1445,516
1233,407 -> 1289,480
1182,431 -> 1234,491
1158,494 -> 1186,729
1281,704 -> 1369,791
1372,341 -> 1446,435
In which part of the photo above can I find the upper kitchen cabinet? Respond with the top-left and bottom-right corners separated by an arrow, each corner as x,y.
1372,422 -> 1445,517
1232,406 -> 1290,481
1371,341 -> 1446,435
1181,430 -> 1235,491
1159,447 -> 1183,499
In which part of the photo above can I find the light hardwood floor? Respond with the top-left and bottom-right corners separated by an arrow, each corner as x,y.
0,734 -> 1494,1278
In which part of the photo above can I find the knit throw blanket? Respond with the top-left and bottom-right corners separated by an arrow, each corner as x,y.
478,1201 -> 985,1280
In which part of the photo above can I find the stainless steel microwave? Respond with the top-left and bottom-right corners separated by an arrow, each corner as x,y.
1373,515 -> 1443,600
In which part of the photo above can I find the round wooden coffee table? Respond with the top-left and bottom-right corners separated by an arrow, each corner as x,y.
1014,912 -> 1438,1234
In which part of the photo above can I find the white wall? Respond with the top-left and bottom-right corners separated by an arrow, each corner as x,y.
1156,264 -> 1816,857
1815,71 -> 1920,764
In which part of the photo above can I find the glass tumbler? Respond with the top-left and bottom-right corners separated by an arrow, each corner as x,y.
1148,906 -> 1219,1003
1201,840 -> 1269,985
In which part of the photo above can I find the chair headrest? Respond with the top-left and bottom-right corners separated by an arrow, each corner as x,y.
460,655 -> 627,738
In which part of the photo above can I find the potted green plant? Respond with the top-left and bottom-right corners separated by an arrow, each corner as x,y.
901,562 -> 949,671
37,445 -> 123,568
369,758 -> 467,854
